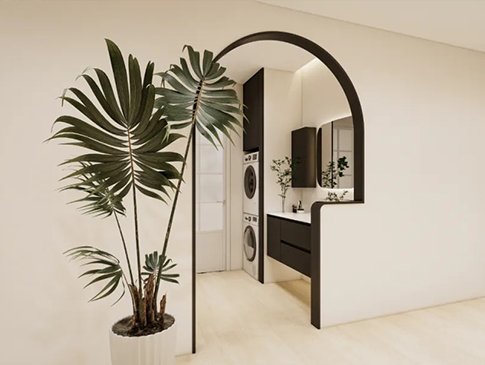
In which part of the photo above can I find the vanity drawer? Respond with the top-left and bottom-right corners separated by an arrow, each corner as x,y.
267,216 -> 281,260
280,220 -> 311,252
280,242 -> 311,277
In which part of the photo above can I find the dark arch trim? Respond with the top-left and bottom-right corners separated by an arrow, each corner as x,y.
192,31 -> 365,352
214,31 -> 364,201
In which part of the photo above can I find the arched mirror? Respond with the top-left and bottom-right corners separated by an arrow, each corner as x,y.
302,56 -> 355,201
317,116 -> 354,201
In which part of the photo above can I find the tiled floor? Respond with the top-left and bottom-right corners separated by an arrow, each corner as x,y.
177,270 -> 485,365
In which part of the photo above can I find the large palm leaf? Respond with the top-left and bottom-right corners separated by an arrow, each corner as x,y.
155,45 -> 244,147
50,39 -> 183,204
142,251 -> 179,285
65,246 -> 126,305
64,162 -> 126,218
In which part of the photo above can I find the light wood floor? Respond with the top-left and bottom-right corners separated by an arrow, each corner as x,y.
177,270 -> 485,365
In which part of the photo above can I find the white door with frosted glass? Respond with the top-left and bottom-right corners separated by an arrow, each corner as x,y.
196,133 -> 226,273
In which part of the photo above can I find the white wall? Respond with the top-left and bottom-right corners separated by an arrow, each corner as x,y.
263,68 -> 303,283
0,3 -> 195,362
301,59 -> 351,127
2,1 -> 485,363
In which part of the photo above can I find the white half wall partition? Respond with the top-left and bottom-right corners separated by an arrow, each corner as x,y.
315,32 -> 485,325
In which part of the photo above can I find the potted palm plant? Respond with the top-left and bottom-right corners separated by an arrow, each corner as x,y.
49,40 -> 243,365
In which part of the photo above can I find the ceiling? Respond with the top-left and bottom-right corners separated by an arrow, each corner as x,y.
221,41 -> 315,84
258,0 -> 485,53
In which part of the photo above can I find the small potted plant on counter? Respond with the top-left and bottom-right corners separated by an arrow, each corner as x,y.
49,40 -> 243,365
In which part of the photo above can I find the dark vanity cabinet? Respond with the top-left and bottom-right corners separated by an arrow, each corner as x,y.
243,68 -> 264,152
292,127 -> 316,187
267,215 -> 311,277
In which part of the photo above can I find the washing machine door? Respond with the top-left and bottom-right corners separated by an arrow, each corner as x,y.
244,165 -> 257,199
243,225 -> 257,262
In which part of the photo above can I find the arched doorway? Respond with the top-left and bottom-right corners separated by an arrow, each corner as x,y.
192,31 -> 365,352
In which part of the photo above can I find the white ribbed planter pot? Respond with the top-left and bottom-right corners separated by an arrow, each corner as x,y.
109,317 -> 177,365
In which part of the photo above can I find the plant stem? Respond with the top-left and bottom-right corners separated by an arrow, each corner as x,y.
114,211 -> 135,287
127,130 -> 143,324
122,272 -> 137,316
161,123 -> 195,259
154,123 -> 195,303
132,190 -> 142,296
154,81 -> 204,304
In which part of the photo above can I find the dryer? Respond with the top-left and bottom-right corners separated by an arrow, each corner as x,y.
243,151 -> 259,216
243,213 -> 259,279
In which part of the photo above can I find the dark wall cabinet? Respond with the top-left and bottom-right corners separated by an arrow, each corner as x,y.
292,127 -> 316,187
267,215 -> 311,277
243,68 -> 264,152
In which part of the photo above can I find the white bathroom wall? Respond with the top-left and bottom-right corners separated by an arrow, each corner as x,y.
263,68 -> 303,283
2,1 -> 485,363
301,59 -> 351,126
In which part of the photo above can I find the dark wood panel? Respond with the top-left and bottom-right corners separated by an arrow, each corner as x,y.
316,128 -> 322,187
267,216 -> 281,260
280,242 -> 311,277
243,68 -> 264,152
280,219 -> 311,252
258,69 -> 265,284
310,202 -> 322,329
292,127 -> 316,188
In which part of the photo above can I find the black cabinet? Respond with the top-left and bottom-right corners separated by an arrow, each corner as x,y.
267,215 -> 311,277
280,219 -> 311,252
243,69 -> 264,152
280,243 -> 311,278
267,216 -> 281,260
292,127 -> 316,188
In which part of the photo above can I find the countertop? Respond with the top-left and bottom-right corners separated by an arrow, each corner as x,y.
267,211 -> 311,225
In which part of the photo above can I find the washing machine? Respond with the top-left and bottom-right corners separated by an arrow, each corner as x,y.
243,151 -> 259,216
243,213 -> 259,280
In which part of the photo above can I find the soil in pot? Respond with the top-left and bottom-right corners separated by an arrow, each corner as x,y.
112,314 -> 175,337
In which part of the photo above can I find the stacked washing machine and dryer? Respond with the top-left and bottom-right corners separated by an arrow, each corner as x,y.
243,152 -> 259,280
